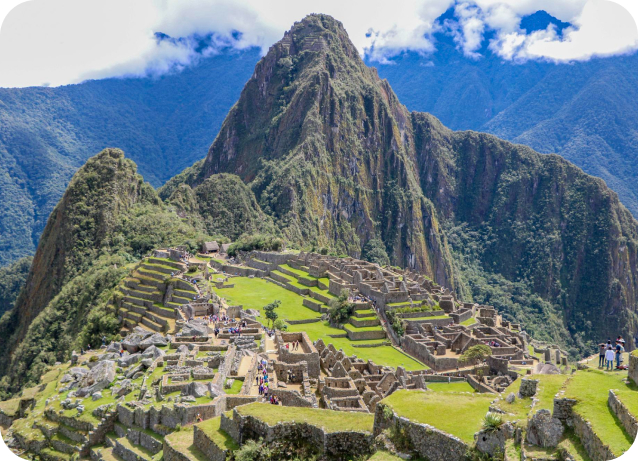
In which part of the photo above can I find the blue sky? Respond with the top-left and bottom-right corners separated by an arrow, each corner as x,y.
0,0 -> 637,88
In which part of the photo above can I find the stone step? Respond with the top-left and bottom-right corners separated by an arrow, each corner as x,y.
113,436 -> 157,461
141,262 -> 175,275
136,267 -> 166,281
147,257 -> 185,271
91,446 -> 126,461
141,317 -> 165,333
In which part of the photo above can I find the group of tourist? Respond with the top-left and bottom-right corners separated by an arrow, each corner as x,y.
285,340 -> 301,351
599,336 -> 627,370
256,360 -> 271,399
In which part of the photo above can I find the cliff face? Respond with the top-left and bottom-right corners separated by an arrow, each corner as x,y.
197,14 -> 455,287
190,14 -> 638,349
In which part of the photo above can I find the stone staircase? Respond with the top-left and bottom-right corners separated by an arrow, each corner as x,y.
115,257 -> 197,335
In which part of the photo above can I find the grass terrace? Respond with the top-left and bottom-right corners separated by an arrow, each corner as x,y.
382,389 -> 493,443
235,403 -> 375,433
426,381 -> 476,393
563,368 -> 635,457
195,415 -> 238,451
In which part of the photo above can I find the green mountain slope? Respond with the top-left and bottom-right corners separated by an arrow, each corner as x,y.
183,14 -> 638,353
0,51 -> 257,266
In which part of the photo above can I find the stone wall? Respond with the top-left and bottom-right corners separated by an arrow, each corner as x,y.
629,352 -> 638,385
269,388 -> 314,407
608,390 -> 637,439
225,408 -> 374,458
553,397 -> 615,461
373,403 -> 469,461
193,424 -> 229,461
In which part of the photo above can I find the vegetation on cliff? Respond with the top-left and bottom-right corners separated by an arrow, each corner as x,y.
0,256 -> 32,316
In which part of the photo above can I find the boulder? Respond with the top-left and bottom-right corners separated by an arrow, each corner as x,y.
76,360 -> 116,397
519,379 -> 539,398
141,358 -> 154,368
183,382 -> 209,398
506,393 -> 516,404
126,364 -> 144,380
527,409 -> 564,448
99,353 -> 121,362
60,367 -> 88,384
176,345 -> 190,355
475,422 -> 514,457
142,346 -> 165,359
91,392 -> 103,401
139,333 -> 168,350
106,342 -> 121,353
71,352 -> 79,365
179,320 -> 208,337
118,353 -> 141,368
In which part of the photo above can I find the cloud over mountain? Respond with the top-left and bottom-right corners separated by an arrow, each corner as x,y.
0,0 -> 637,87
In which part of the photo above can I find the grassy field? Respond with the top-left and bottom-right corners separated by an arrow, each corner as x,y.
212,277 -> 321,321
224,379 -> 244,394
195,416 -> 238,450
564,368 -> 635,457
214,276 -> 426,370
382,389 -> 493,443
236,403 -> 375,433
426,381 -> 476,393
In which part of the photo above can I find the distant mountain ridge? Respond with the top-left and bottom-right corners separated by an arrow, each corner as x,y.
1,9 -> 638,270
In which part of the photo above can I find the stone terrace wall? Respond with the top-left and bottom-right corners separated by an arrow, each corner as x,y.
629,352 -> 638,385
553,397 -> 615,461
608,390 -> 637,439
373,403 -> 469,461
226,408 -> 375,458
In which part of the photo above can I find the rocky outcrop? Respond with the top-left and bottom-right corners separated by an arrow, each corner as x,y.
76,360 -> 116,397
526,409 -> 564,448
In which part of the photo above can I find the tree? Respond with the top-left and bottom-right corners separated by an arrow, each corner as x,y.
460,344 -> 492,370
272,318 -> 288,331
328,290 -> 355,324
263,300 -> 281,327
361,239 -> 390,266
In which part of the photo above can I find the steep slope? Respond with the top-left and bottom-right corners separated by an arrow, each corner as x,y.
163,173 -> 277,240
0,256 -> 32,316
194,14 -> 455,287
0,49 -> 257,266
0,149 -> 209,397
181,14 -> 638,352
374,11 -> 638,217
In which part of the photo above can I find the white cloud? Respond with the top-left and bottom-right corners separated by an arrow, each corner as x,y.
0,0 -> 637,88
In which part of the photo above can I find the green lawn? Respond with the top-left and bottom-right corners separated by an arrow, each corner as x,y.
286,321 -> 426,371
426,381 -> 476,393
461,317 -> 477,326
564,369 -> 635,456
224,379 -> 243,394
236,403 -> 374,433
212,277 -> 320,321
382,389 -> 493,443
195,416 -> 238,450
279,264 -> 318,279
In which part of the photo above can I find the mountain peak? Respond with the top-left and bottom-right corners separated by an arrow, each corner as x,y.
269,13 -> 359,62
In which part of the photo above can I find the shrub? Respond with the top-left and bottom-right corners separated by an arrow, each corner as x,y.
482,412 -> 504,432
328,290 -> 355,324
361,239 -> 390,266
227,233 -> 284,257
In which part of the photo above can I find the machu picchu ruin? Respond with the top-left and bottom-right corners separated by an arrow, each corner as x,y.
1,246 -> 636,461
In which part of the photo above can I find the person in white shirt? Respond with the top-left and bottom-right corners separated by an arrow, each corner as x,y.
605,346 -> 616,370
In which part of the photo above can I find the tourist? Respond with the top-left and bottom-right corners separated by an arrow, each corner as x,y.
615,341 -> 625,368
102,336 -> 107,347
119,349 -> 124,358
598,343 -> 606,368
605,346 -> 615,370
196,413 -> 203,423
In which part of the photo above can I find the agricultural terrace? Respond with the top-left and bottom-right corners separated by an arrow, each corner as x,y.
211,272 -> 425,371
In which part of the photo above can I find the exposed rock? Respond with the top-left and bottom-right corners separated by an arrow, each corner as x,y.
126,364 -> 144,380
71,351 -> 79,365
527,409 -> 564,448
176,345 -> 190,354
506,393 -> 516,404
91,392 -> 103,401
118,353 -> 141,368
179,320 -> 208,337
76,360 -> 116,397
183,382 -> 209,398
475,422 -> 514,457
141,358 -> 154,368
106,342 -> 122,353
519,379 -> 539,398
139,333 -> 168,350
225,379 -> 235,389
142,345 -> 165,359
